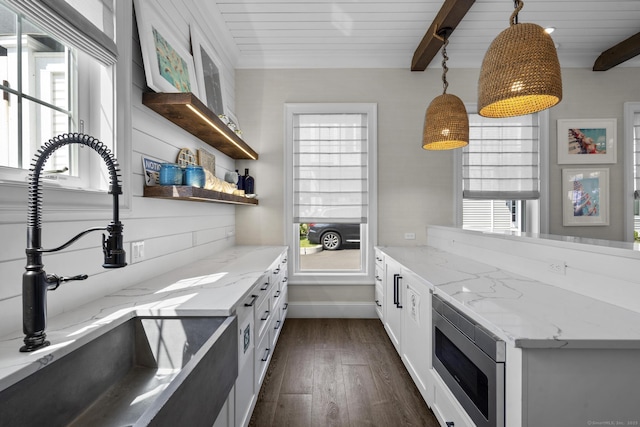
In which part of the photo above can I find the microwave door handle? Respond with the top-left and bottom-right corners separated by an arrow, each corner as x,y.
396,275 -> 403,308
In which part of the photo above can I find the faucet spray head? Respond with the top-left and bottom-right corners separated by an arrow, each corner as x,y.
102,221 -> 127,268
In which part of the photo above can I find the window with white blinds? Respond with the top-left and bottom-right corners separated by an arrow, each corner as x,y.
463,112 -> 540,200
293,113 -> 369,224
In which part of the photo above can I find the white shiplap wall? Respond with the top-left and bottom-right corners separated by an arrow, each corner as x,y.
0,0 -> 242,339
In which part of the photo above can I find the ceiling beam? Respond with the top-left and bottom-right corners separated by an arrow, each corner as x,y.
593,31 -> 640,71
411,0 -> 476,71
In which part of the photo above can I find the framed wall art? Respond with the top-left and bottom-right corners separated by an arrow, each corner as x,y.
557,118 -> 616,164
562,168 -> 609,226
133,0 -> 199,96
190,24 -> 225,116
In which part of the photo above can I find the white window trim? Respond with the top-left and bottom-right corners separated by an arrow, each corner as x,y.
454,104 -> 549,234
623,102 -> 640,242
0,0 -> 132,223
284,103 -> 378,285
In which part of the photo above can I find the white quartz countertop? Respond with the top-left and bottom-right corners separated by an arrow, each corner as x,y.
0,245 -> 287,392
378,246 -> 640,350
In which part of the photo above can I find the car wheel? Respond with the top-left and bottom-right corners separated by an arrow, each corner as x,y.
321,231 -> 341,250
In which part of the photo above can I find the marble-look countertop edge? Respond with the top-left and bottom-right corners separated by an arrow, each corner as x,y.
0,245 -> 287,392
377,245 -> 640,350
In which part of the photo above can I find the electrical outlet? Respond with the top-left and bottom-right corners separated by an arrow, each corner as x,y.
404,232 -> 416,240
131,241 -> 145,264
547,259 -> 566,275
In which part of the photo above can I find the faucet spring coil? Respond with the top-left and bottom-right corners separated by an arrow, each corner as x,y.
27,133 -> 122,228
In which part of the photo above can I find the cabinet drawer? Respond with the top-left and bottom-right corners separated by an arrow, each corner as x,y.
255,325 -> 271,389
374,284 -> 384,320
431,370 -> 475,427
375,249 -> 385,268
255,289 -> 272,340
375,265 -> 384,287
270,305 -> 283,348
254,273 -> 271,308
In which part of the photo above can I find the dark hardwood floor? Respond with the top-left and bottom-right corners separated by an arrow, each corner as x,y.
249,318 -> 439,427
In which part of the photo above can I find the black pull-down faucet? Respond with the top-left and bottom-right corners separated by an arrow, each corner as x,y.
20,133 -> 127,352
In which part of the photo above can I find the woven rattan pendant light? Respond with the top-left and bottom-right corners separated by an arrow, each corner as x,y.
423,28 -> 469,150
478,0 -> 562,118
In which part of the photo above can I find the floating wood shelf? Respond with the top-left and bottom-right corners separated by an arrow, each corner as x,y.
142,92 -> 259,160
144,185 -> 258,206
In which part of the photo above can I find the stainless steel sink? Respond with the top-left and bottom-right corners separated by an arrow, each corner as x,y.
0,315 -> 238,427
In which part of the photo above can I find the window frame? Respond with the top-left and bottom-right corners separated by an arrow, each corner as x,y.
284,103 -> 378,285
454,104 -> 549,234
0,0 -> 131,223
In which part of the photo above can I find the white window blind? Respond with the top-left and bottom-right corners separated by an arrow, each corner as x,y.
293,113 -> 369,224
463,113 -> 539,200
3,0 -> 117,65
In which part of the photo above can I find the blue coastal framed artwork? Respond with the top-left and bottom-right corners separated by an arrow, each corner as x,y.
557,119 -> 616,164
562,168 -> 610,226
133,0 -> 199,96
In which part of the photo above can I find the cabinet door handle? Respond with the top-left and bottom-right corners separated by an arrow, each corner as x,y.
375,299 -> 382,307
395,275 -> 403,309
274,320 -> 281,330
260,282 -> 269,291
244,295 -> 258,307
261,348 -> 271,362
393,274 -> 399,305
375,275 -> 382,282
261,310 -> 270,321
446,422 -> 455,427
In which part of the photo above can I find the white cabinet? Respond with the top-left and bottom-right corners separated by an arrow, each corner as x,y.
233,250 -> 288,427
384,256 -> 403,351
400,268 -> 433,406
213,389 -> 235,427
374,249 -> 385,320
235,290 -> 257,427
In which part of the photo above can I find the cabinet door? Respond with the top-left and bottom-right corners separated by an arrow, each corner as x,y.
384,257 -> 402,351
400,268 -> 433,405
235,295 -> 256,427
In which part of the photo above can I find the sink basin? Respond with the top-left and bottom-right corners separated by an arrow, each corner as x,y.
0,315 -> 238,427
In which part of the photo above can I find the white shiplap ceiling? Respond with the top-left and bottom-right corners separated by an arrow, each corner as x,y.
204,0 -> 640,69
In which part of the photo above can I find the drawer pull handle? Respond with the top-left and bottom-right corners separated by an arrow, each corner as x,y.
274,320 -> 281,330
283,303 -> 289,311
274,268 -> 280,274
261,310 -> 270,321
244,295 -> 258,307
261,348 -> 271,362
282,277 -> 288,283
375,299 -> 382,307
274,290 -> 281,298
375,275 -> 382,282
260,282 -> 269,291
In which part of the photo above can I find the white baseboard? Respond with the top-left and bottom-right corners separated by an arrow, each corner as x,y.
287,301 -> 377,318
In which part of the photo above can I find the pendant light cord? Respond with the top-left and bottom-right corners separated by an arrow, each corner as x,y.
511,0 -> 523,25
441,36 -> 449,94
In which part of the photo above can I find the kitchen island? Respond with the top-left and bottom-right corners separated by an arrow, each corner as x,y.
377,226 -> 640,427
